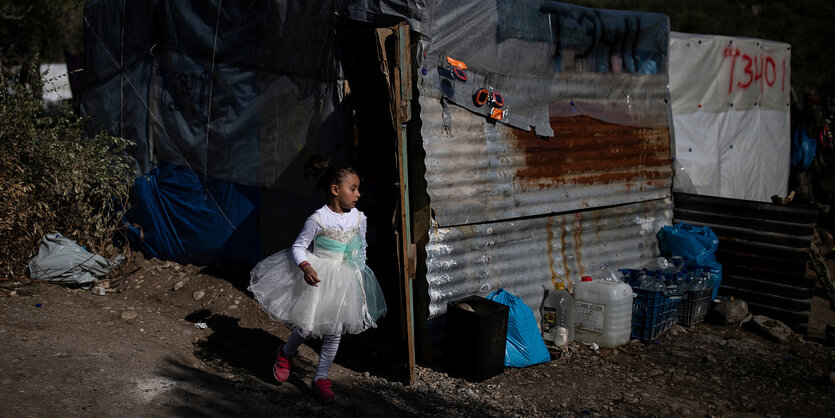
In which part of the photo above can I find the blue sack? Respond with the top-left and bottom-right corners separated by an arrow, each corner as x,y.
791,126 -> 817,170
488,288 -> 550,368
657,223 -> 722,300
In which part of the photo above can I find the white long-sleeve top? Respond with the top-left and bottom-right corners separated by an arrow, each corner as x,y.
291,205 -> 367,266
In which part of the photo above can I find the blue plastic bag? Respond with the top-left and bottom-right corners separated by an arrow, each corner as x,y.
657,223 -> 722,300
791,126 -> 817,170
487,288 -> 550,368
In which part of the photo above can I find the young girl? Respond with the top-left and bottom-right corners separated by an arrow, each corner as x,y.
249,156 -> 386,404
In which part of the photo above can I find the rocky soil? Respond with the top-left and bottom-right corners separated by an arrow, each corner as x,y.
2,252 -> 835,417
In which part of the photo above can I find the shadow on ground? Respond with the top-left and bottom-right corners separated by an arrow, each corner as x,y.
186,301 -> 410,385
199,264 -> 252,294
158,354 -> 502,417
185,309 -> 279,385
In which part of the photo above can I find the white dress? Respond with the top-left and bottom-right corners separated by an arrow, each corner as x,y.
249,206 -> 386,338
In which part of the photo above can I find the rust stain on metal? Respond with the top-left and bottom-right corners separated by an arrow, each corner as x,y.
546,216 -> 557,287
573,213 -> 585,277
511,115 -> 670,188
559,216 -> 570,281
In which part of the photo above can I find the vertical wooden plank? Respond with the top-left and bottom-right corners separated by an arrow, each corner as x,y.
394,21 -> 416,384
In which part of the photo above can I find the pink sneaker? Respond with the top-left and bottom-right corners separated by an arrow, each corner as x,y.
273,344 -> 293,383
312,378 -> 336,404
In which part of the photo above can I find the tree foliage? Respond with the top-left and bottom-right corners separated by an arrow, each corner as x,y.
0,0 -> 86,89
0,68 -> 135,278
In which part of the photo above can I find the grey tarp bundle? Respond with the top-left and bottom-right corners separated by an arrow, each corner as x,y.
28,233 -> 115,284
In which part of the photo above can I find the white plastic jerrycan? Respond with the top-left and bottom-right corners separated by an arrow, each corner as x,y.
573,275 -> 634,348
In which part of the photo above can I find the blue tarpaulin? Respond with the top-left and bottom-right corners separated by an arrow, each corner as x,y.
124,161 -> 261,266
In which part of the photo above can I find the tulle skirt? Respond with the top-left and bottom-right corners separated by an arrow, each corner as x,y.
249,248 -> 386,338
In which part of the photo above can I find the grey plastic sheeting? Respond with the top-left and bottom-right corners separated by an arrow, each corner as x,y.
425,198 -> 672,318
28,233 -> 115,284
418,0 -> 670,136
80,0 -> 424,188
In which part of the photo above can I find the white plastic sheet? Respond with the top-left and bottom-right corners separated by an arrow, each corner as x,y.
669,32 -> 791,201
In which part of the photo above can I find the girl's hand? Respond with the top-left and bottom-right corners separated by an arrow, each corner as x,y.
301,264 -> 320,287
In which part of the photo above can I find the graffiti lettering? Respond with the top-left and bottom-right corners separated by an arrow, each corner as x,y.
739,54 -> 753,89
723,47 -> 740,94
781,59 -> 786,91
722,47 -> 786,95
539,2 -> 665,75
765,56 -> 776,87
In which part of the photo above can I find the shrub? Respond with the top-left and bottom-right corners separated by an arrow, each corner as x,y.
0,67 -> 135,278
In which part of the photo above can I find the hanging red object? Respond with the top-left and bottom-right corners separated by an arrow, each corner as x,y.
491,91 -> 504,108
474,88 -> 489,106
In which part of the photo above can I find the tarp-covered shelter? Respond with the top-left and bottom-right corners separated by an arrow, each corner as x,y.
80,0 -> 675,377
669,32 -> 791,202
666,33 -> 814,332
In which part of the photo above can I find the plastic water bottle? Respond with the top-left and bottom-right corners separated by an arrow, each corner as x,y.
657,257 -> 679,273
574,275 -> 634,348
670,256 -> 685,271
599,264 -> 623,283
540,282 -> 575,346
690,269 -> 709,291
637,271 -> 663,292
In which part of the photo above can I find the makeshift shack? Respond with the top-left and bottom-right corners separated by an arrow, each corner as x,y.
668,33 -> 817,332
80,0 -> 675,378
669,32 -> 792,202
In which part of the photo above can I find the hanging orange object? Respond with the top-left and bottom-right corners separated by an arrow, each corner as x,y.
490,107 -> 505,120
446,56 -> 468,70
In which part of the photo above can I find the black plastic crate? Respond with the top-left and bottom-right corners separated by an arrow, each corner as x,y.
445,296 -> 509,381
631,288 -> 682,340
677,288 -> 713,326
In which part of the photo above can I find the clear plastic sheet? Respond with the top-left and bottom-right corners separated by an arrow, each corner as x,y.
418,0 -> 671,134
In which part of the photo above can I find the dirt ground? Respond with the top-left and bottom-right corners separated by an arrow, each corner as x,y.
2,252 -> 835,417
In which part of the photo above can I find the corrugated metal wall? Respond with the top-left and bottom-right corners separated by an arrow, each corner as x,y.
418,81 -> 674,318
413,3 -> 675,329
422,77 -> 672,227
425,196 -> 672,318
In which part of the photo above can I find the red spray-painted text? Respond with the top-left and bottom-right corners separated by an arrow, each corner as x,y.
723,47 -> 787,95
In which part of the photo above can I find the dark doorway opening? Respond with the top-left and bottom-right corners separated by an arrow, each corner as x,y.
334,18 -> 409,382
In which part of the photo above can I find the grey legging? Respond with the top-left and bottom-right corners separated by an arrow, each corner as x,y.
282,328 -> 341,382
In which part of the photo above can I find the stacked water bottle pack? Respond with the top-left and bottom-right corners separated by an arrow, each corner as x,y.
620,257 -> 714,340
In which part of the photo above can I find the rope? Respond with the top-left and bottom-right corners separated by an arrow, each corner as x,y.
204,0 -> 222,190
82,12 -> 243,239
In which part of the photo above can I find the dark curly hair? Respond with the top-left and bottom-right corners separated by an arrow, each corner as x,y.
302,154 -> 358,192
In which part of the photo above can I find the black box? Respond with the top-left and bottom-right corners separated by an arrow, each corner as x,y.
445,295 -> 509,381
